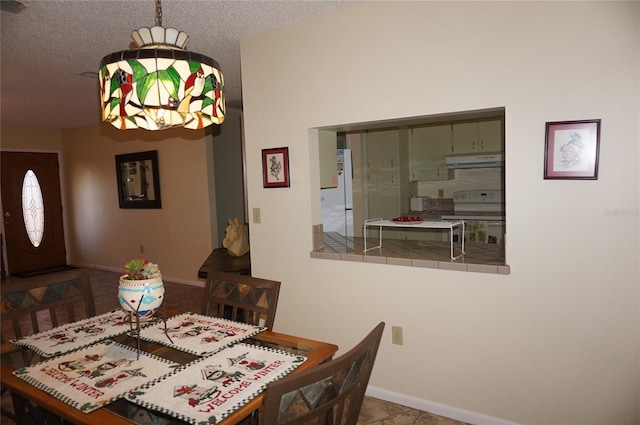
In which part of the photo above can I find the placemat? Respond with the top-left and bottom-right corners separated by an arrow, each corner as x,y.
13,340 -> 179,413
11,309 -> 140,357
139,313 -> 265,356
127,343 -> 306,425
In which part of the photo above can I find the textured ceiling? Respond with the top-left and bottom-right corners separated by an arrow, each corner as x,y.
0,0 -> 358,131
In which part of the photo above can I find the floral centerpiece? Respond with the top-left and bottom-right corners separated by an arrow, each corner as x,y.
118,258 -> 164,318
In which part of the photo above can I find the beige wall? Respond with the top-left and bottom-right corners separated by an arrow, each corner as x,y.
1,124 -> 215,284
240,2 -> 639,425
1,127 -> 63,151
62,124 -> 214,282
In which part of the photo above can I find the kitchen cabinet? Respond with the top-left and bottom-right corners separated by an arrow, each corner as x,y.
451,120 -> 502,154
365,129 -> 399,173
409,124 -> 453,181
364,129 -> 407,238
318,129 -> 338,189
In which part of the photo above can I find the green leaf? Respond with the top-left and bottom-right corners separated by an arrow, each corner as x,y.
109,76 -> 120,95
202,97 -> 213,109
189,61 -> 201,74
137,74 -> 156,104
128,60 -> 148,83
127,390 -> 145,400
80,402 -> 97,411
203,76 -> 214,94
160,67 -> 181,99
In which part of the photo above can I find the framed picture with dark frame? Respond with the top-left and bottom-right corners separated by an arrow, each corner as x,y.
544,119 -> 601,180
115,150 -> 162,208
262,147 -> 290,188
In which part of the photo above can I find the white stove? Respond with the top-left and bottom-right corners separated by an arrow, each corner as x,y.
441,189 -> 505,244
441,189 -> 504,221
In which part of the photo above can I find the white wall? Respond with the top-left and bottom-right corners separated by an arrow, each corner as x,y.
240,2 -> 639,424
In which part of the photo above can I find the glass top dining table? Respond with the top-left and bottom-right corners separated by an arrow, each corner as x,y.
1,313 -> 338,425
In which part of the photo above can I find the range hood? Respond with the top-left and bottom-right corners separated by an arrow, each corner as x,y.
445,153 -> 503,169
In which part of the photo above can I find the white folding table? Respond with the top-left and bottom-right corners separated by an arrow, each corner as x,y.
363,218 -> 465,260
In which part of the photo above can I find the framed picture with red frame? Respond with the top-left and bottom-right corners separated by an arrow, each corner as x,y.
544,119 -> 601,180
262,147 -> 290,188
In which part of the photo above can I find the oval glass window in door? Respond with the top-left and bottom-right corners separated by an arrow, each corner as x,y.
21,169 -> 45,248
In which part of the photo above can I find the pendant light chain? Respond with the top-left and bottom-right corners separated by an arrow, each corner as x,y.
155,0 -> 163,27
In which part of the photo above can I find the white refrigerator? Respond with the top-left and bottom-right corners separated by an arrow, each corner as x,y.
321,149 -> 354,236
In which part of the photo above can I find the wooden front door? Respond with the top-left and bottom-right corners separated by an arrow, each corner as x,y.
1,152 -> 67,275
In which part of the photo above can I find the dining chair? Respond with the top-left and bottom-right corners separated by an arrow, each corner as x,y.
259,322 -> 385,425
1,268 -> 96,344
0,268 -> 95,424
202,269 -> 281,330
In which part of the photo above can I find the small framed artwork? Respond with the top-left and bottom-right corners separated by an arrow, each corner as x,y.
544,119 -> 601,180
262,147 -> 290,188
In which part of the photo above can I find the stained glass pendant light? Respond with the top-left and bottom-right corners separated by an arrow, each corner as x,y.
99,0 -> 225,130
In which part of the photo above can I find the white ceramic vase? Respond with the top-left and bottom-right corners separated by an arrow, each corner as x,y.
117,275 -> 164,318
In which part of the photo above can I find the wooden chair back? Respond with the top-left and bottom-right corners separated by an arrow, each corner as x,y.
202,269 -> 280,329
0,269 -> 95,423
260,322 -> 385,425
1,269 -> 95,343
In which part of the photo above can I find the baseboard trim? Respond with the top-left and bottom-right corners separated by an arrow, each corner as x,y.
74,263 -> 205,288
365,386 -> 519,425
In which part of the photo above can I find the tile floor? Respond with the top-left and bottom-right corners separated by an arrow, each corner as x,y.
2,268 -> 469,425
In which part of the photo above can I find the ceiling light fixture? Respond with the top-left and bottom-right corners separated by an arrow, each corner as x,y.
99,0 -> 225,130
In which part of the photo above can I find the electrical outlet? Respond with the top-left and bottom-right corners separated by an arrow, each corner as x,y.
391,326 -> 403,345
140,245 -> 144,253
253,207 -> 261,224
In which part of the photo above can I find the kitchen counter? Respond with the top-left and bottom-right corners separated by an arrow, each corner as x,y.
314,232 -> 509,274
